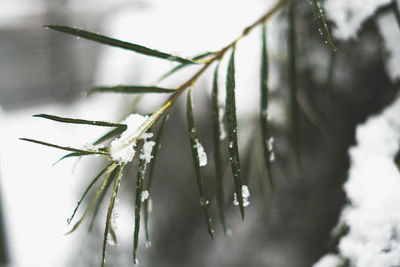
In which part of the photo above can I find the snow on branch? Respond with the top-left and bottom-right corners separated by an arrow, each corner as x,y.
324,0 -> 393,39
314,98 -> 400,267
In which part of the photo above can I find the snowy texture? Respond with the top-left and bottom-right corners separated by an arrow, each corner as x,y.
269,151 -> 276,162
377,13 -> 400,81
314,98 -> 400,267
195,139 -> 208,167
312,254 -> 341,267
325,0 -> 394,39
268,137 -> 276,162
141,190 -> 150,202
83,143 -> 104,151
110,113 -> 152,163
267,137 -> 275,152
140,141 -> 155,164
233,185 -> 250,207
325,0 -> 400,81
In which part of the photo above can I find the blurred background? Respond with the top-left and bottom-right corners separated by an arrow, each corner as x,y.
0,0 -> 399,267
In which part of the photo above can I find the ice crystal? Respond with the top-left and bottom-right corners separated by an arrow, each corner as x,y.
233,185 -> 250,207
195,139 -> 208,167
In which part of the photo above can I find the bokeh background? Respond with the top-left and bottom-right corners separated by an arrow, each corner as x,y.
0,0 -> 399,267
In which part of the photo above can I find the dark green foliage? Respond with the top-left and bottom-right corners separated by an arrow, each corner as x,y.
20,138 -> 107,156
66,163 -> 118,234
45,25 -> 196,64
93,126 -> 127,146
23,1 -> 353,265
211,63 -> 228,233
159,52 -> 215,82
67,163 -> 114,225
33,114 -> 125,127
144,113 -> 169,243
311,0 -> 338,52
133,146 -> 148,264
186,87 -> 214,239
225,48 -> 245,219
101,164 -> 125,267
89,167 -> 119,232
89,85 -> 176,95
53,151 -> 94,165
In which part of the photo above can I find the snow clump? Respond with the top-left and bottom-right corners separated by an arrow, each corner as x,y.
313,98 -> 400,267
195,139 -> 208,167
233,185 -> 250,207
312,254 -> 341,267
110,113 -> 153,163
324,0 -> 393,39
140,140 -> 155,164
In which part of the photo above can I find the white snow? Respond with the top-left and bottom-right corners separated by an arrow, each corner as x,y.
233,185 -> 250,207
139,141 -> 155,164
377,13 -> 400,81
110,113 -> 152,163
324,0 -> 394,40
83,143 -> 104,151
269,152 -> 276,162
324,0 -> 400,82
312,254 -> 341,267
267,137 -> 275,152
195,139 -> 208,167
141,190 -> 150,202
314,98 -> 400,267
200,198 -> 210,207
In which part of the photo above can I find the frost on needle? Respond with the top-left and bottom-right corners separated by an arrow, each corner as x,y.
110,113 -> 153,163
